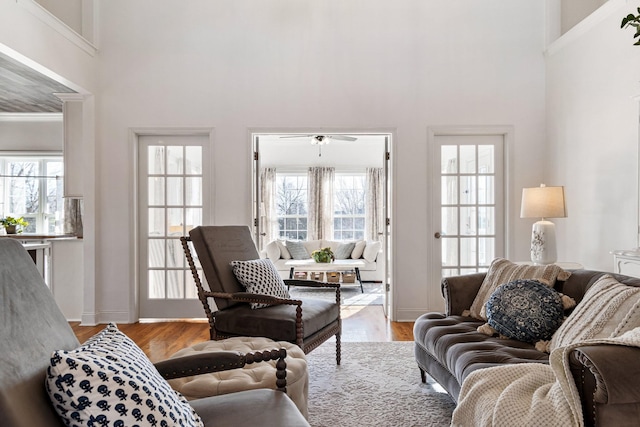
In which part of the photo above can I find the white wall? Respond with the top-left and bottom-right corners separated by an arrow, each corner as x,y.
546,0 -> 640,271
95,0 -> 547,322
0,116 -> 63,151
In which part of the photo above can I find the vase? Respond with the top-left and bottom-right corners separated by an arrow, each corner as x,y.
5,225 -> 16,234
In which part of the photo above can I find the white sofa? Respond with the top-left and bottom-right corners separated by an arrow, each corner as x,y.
261,239 -> 383,283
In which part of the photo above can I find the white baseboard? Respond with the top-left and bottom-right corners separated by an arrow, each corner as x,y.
395,308 -> 431,322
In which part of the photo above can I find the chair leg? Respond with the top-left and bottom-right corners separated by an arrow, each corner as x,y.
336,332 -> 341,365
420,367 -> 426,383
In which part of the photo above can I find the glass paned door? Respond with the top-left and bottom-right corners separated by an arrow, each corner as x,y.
434,133 -> 505,279
139,134 -> 209,318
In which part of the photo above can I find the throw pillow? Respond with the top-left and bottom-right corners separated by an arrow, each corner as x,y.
231,259 -> 291,309
286,240 -> 311,260
45,323 -> 204,427
485,279 -> 565,343
467,258 -> 571,320
363,241 -> 382,263
265,240 -> 281,262
549,274 -> 640,351
335,242 -> 356,260
351,240 -> 366,259
276,240 -> 291,259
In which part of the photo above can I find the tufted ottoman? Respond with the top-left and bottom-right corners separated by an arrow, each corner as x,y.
167,337 -> 309,417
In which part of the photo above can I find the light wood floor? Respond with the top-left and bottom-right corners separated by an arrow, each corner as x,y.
70,305 -> 414,363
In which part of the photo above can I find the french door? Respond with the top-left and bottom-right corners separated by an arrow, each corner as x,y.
430,128 -> 508,288
138,134 -> 210,318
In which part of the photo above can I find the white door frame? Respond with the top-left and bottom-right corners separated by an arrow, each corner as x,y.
428,125 -> 514,311
249,128 -> 397,319
130,127 -> 214,321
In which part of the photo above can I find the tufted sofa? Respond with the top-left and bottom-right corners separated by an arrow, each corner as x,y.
413,269 -> 640,427
261,238 -> 383,282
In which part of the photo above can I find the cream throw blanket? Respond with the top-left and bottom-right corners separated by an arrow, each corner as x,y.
451,327 -> 640,427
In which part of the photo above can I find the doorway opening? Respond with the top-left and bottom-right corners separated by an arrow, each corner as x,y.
251,132 -> 393,317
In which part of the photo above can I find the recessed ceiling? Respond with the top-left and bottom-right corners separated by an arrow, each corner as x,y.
0,52 -> 77,113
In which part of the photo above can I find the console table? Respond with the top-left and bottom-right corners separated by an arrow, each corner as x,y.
612,249 -> 640,278
285,259 -> 366,292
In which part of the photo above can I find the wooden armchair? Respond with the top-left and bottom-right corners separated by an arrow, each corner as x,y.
0,238 -> 309,427
181,225 -> 342,364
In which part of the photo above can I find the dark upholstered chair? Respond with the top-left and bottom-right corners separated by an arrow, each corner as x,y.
0,238 -> 309,427
182,225 -> 342,364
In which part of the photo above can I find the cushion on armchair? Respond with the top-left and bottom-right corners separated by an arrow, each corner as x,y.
46,323 -> 203,427
231,259 -> 291,309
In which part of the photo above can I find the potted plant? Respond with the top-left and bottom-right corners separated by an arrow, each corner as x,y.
1,216 -> 29,234
621,8 -> 640,45
312,247 -> 335,263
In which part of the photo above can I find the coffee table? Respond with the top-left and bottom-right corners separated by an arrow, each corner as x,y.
285,259 -> 366,292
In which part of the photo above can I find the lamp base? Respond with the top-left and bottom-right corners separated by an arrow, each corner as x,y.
530,220 -> 557,265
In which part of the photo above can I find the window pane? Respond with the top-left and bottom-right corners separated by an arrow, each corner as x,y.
167,208 -> 183,236
185,177 -> 202,206
167,146 -> 183,174
442,176 -> 458,204
441,146 -> 457,173
460,176 -> 476,204
167,270 -> 184,299
148,146 -> 165,174
149,239 -> 165,268
460,238 -> 477,266
479,238 -> 495,266
478,145 -> 494,173
478,176 -> 494,205
441,207 -> 458,235
478,207 -> 495,235
460,207 -> 476,236
185,208 -> 202,232
167,177 -> 183,206
185,146 -> 202,175
148,270 -> 165,299
148,208 -> 165,236
166,239 -> 183,268
442,237 -> 458,266
459,146 -> 476,173
148,177 -> 165,205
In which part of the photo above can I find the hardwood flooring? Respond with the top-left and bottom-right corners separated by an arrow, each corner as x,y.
70,305 -> 414,363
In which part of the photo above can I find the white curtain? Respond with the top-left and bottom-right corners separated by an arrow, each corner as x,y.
260,167 -> 278,249
308,167 -> 334,240
365,168 -> 384,241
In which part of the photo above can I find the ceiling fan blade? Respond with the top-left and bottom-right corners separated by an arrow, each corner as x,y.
328,135 -> 358,142
279,135 -> 314,139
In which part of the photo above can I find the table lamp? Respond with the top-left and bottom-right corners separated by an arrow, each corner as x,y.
520,184 -> 566,265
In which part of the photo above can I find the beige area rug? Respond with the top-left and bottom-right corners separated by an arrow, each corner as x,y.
289,282 -> 384,306
306,341 -> 456,427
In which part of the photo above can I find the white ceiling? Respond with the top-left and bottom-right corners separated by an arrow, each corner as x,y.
258,134 -> 387,170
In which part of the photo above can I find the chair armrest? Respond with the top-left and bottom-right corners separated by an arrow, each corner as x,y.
230,292 -> 303,306
284,279 -> 340,289
569,344 -> 640,426
155,348 -> 289,392
441,273 -> 486,316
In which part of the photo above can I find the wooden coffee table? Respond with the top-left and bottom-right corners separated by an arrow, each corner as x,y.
285,259 -> 366,292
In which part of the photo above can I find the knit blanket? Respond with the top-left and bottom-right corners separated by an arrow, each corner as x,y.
450,327 -> 640,427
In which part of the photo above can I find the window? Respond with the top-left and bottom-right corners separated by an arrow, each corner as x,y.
0,155 -> 64,234
276,173 -> 307,240
333,174 -> 365,240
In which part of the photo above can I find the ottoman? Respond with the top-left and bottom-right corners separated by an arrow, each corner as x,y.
167,337 -> 309,417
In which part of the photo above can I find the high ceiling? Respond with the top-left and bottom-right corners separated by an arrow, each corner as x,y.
0,52 -> 76,113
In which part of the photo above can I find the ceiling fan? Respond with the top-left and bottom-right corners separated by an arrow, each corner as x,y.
278,134 -> 358,157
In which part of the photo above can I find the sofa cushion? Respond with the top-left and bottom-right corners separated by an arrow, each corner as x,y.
286,241 -> 311,260
468,258 -> 570,320
334,242 -> 356,260
363,240 -> 381,263
550,274 -> 640,351
265,240 -> 281,262
486,279 -> 565,343
351,240 -> 366,259
45,323 -> 203,427
276,240 -> 292,259
231,259 -> 291,309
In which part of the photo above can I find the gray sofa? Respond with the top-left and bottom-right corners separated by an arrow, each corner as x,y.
413,269 -> 640,427
0,238 -> 309,427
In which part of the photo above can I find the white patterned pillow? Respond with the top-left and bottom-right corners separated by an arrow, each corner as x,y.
45,323 -> 203,427
231,259 -> 291,309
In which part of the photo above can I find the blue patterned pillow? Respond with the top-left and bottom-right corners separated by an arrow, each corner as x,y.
286,240 -> 310,260
485,279 -> 564,343
46,323 -> 203,427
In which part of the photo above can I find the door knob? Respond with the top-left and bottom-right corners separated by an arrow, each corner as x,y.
434,232 -> 441,239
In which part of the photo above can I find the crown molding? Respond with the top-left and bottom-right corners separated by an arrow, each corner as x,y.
0,113 -> 63,122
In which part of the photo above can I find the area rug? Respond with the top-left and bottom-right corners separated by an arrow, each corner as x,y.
289,282 -> 384,306
306,341 -> 456,426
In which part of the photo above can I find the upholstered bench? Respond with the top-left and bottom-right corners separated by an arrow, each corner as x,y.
167,337 -> 309,417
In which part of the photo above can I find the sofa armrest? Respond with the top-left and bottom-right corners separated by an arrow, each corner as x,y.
441,272 -> 486,316
569,344 -> 640,426
155,348 -> 289,392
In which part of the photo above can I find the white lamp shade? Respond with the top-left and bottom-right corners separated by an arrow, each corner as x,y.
520,185 -> 566,219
